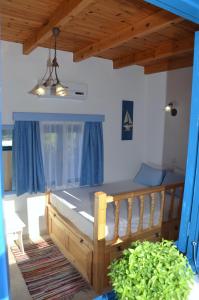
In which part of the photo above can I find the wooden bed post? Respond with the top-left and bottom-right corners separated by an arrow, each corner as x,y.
45,192 -> 51,234
93,191 -> 107,294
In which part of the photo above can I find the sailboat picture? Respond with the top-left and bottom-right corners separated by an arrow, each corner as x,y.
122,100 -> 134,140
123,111 -> 133,131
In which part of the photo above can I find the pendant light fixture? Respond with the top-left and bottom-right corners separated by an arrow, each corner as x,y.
29,27 -> 68,97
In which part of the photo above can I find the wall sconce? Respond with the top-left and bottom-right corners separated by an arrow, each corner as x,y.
164,102 -> 178,116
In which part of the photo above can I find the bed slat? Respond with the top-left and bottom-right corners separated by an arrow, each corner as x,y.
114,200 -> 121,240
126,197 -> 133,236
168,188 -> 175,220
149,193 -> 156,227
138,195 -> 144,232
159,191 -> 165,226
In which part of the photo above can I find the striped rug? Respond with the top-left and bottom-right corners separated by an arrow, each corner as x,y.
11,238 -> 91,300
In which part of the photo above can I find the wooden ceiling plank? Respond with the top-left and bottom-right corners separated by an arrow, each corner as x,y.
23,0 -> 94,54
0,0 -> 62,24
73,10 -> 182,62
0,12 -> 42,27
113,37 -> 194,69
158,25 -> 194,41
175,20 -> 199,33
144,55 -> 193,74
89,0 -> 159,24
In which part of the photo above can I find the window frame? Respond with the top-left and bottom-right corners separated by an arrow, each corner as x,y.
2,125 -> 14,194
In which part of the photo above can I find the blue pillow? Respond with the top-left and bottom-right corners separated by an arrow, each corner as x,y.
162,171 -> 184,197
133,163 -> 166,186
162,171 -> 184,185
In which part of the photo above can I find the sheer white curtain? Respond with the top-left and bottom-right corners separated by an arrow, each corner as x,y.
40,121 -> 83,190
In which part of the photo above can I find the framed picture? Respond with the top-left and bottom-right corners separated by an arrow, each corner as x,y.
121,100 -> 134,140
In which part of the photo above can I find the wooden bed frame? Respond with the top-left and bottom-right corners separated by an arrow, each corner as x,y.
46,182 -> 184,294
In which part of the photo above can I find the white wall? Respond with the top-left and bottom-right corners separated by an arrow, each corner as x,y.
145,68 -> 192,171
3,193 -> 46,239
2,41 -> 193,239
162,67 -> 192,171
2,41 -> 147,183
2,41 -> 147,237
144,72 -> 167,165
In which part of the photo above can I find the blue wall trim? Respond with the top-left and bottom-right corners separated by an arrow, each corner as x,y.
13,112 -> 105,122
178,32 -> 199,254
144,0 -> 199,24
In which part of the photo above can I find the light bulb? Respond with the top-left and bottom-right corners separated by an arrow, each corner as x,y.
36,85 -> 46,96
55,83 -> 68,96
56,83 -> 64,93
165,103 -> 173,112
165,105 -> 171,112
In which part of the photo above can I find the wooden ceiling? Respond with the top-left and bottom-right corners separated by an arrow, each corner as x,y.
0,0 -> 198,74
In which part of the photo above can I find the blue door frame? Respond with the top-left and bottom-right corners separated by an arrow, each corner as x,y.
0,2 -> 199,299
177,31 -> 199,266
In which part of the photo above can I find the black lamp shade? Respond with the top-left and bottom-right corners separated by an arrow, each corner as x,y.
171,108 -> 178,116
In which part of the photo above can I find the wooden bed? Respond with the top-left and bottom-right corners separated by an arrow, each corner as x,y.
46,181 -> 184,294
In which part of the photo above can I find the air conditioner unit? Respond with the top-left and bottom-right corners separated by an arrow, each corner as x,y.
39,81 -> 88,100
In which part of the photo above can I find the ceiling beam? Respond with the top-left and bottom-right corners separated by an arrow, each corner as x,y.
144,54 -> 193,74
113,37 -> 194,69
23,0 -> 94,54
73,10 -> 182,62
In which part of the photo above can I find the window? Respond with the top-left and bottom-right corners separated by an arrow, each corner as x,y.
2,127 -> 13,150
40,122 -> 83,190
2,126 -> 13,192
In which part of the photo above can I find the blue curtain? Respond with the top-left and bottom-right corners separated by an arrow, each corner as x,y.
13,121 -> 45,196
80,122 -> 104,186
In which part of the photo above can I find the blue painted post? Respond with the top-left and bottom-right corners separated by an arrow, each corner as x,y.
0,40 -> 10,300
186,141 -> 199,264
144,0 -> 199,24
178,32 -> 199,254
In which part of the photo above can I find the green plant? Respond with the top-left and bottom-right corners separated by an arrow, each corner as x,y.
108,240 -> 194,300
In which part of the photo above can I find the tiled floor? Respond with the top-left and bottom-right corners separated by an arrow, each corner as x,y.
8,247 -> 32,300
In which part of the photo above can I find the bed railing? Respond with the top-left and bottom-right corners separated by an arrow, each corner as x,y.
94,185 -> 166,246
113,187 -> 166,243
92,182 -> 184,292
93,186 -> 165,291
93,182 -> 184,245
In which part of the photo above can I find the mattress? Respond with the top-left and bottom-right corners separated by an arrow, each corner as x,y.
51,180 -> 179,241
